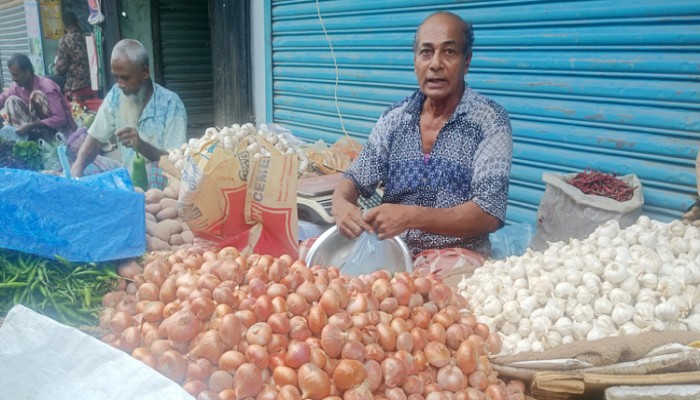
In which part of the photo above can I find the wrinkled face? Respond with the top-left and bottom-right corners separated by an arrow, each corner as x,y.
111,57 -> 149,95
414,14 -> 471,103
9,64 -> 32,89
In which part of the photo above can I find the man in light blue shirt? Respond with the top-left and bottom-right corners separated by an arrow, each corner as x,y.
71,39 -> 187,189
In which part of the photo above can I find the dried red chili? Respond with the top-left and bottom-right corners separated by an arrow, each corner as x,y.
567,169 -> 637,202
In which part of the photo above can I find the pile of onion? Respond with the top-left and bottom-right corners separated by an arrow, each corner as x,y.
102,247 -> 526,400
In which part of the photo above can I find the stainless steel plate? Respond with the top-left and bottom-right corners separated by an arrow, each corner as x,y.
305,226 -> 413,275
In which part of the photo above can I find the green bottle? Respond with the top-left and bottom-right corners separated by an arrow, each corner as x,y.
131,153 -> 149,191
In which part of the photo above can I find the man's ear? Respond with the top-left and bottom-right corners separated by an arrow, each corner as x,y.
141,64 -> 150,80
464,53 -> 473,73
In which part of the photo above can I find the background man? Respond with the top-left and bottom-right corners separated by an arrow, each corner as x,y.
331,11 -> 513,277
0,53 -> 76,141
70,39 -> 187,189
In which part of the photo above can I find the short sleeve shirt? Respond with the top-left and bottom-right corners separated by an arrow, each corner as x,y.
345,85 -> 513,255
88,82 -> 187,173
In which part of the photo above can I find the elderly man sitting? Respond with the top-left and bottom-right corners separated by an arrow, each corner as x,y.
70,39 -> 187,189
0,53 -> 76,141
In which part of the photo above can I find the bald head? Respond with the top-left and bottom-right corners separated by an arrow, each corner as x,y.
414,12 -> 474,59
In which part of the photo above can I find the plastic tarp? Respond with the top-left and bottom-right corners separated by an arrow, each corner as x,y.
0,305 -> 194,400
0,168 -> 145,262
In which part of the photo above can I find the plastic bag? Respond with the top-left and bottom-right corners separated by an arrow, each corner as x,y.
530,172 -> 644,251
0,168 -> 145,262
343,232 -> 394,276
489,222 -> 536,259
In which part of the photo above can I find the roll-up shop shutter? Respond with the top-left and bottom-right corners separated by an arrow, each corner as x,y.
0,1 -> 30,89
156,0 -> 213,138
268,0 -> 700,224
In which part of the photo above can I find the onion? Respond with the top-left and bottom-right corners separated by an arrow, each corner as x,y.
268,313 -> 291,334
289,316 -> 312,341
257,384 -> 279,400
382,357 -> 407,388
328,311 -> 353,330
117,260 -> 143,279
166,309 -> 199,342
437,365 -> 467,392
286,340 -> 311,369
396,331 -> 414,353
320,324 -> 346,358
159,350 -> 187,383
190,330 -> 224,364
268,333 -> 289,354
102,291 -> 127,309
191,296 -> 216,320
332,359 -> 367,390
273,365 -> 298,387
234,309 -> 256,327
218,313 -> 243,348
208,370 -> 234,393
143,258 -> 169,287
233,363 -> 263,399
377,323 -> 397,351
246,322 -> 273,346
456,339 -> 479,375
385,387 -> 408,400
287,293 -> 310,316
267,283 -> 289,298
468,370 -> 489,391
109,311 -> 134,336
120,326 -> 141,353
136,282 -> 159,301
182,380 -> 208,397
198,273 -> 221,293
297,280 -> 322,303
308,305 -> 328,335
365,343 -> 386,362
131,347 -> 156,369
245,343 -> 270,370
253,295 -> 274,321
186,357 -> 213,382
343,381 -> 373,400
218,350 -> 246,372
424,342 -> 450,368
297,363 -> 331,400
319,289 -> 341,315
341,340 -> 366,362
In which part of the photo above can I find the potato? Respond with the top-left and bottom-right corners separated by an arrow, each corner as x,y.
163,186 -> 179,200
133,186 -> 145,194
145,189 -> 166,204
145,213 -> 157,222
145,221 -> 158,237
169,234 -> 185,246
158,219 -> 182,236
181,230 -> 195,243
156,206 -> 178,221
159,198 -> 178,209
145,203 -> 162,215
181,222 -> 190,232
147,236 -> 169,251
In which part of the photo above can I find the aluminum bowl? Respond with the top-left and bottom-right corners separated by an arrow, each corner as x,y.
305,226 -> 413,275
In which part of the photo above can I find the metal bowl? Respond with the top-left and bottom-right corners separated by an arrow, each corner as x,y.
305,226 -> 413,275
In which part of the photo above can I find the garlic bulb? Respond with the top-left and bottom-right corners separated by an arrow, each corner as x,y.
459,215 -> 700,356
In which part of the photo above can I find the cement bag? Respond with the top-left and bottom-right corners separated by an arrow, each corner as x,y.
0,168 -> 145,262
530,172 -> 643,251
178,137 -> 299,258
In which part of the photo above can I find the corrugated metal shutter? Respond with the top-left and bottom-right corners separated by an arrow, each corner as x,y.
0,1 -> 29,89
157,0 -> 213,138
269,0 -> 700,224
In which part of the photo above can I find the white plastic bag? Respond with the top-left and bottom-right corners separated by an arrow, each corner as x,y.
343,232 -> 396,276
0,305 -> 194,400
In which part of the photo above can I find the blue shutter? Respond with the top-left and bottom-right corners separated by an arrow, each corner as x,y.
268,0 -> 700,224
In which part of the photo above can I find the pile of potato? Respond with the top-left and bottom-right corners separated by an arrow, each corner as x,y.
144,179 -> 194,251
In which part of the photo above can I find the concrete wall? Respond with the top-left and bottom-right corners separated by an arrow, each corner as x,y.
118,0 -> 155,75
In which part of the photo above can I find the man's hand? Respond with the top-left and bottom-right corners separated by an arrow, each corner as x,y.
364,204 -> 414,240
70,163 -> 84,178
333,200 -> 374,240
15,124 -> 30,135
116,127 -> 140,150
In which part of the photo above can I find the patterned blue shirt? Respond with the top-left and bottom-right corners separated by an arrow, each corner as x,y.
345,85 -> 513,256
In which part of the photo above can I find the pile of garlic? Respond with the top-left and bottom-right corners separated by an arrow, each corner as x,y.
167,123 -> 310,175
458,216 -> 700,355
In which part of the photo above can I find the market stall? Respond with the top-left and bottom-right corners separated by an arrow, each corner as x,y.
0,121 -> 699,400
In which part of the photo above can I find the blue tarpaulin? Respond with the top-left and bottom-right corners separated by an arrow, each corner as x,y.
0,168 -> 145,262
